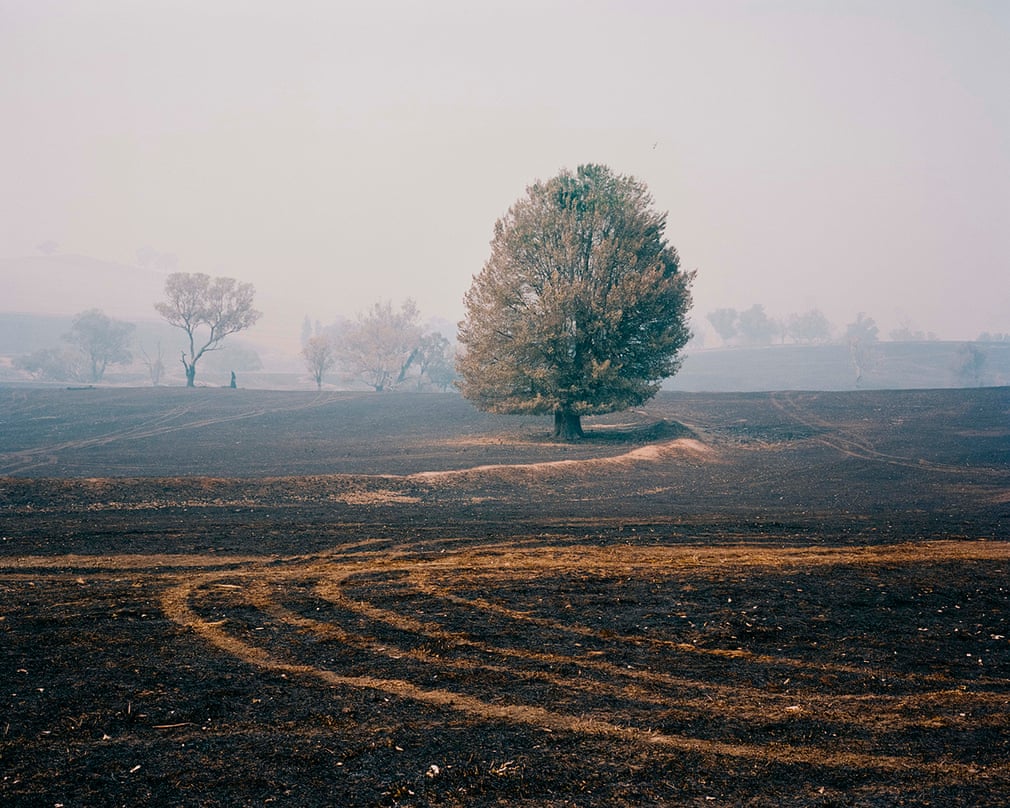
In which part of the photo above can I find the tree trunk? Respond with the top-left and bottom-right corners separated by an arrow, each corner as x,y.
181,352 -> 197,387
554,407 -> 584,441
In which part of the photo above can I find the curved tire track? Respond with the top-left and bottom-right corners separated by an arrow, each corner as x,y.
156,540 -> 1010,784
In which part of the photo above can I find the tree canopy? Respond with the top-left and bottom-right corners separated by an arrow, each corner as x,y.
302,334 -> 336,391
706,308 -> 739,343
457,164 -> 694,439
330,299 -> 455,392
155,272 -> 261,386
846,312 -> 879,344
787,309 -> 832,344
64,309 -> 135,382
339,299 -> 423,392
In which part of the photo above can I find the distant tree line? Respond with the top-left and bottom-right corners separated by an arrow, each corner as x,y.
13,272 -> 266,386
704,306 -> 950,348
15,309 -> 135,382
703,304 -> 1006,388
13,220 -> 1004,401
12,277 -> 456,392
890,322 -> 938,342
300,299 -> 456,392
706,305 -> 834,346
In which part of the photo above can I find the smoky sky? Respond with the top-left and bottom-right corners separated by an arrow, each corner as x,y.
2,0 -> 1008,343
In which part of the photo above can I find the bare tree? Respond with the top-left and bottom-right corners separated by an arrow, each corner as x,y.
155,273 -> 261,387
846,313 -> 879,386
140,342 -> 165,386
302,334 -> 336,390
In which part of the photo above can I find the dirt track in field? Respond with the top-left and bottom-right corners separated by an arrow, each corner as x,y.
1,387 -> 1008,806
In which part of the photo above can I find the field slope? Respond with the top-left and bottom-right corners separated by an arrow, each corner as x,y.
1,387 -> 1008,806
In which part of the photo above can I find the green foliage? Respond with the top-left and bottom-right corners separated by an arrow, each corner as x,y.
457,164 -> 693,436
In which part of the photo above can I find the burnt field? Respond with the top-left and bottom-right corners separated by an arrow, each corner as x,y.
1,386 -> 1008,806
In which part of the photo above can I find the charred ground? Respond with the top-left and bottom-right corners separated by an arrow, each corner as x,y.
1,387 -> 1008,806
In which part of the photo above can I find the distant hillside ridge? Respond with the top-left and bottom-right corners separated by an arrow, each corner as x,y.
0,254 -> 167,319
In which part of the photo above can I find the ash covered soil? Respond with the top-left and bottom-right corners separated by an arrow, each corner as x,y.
1,387 -> 1008,807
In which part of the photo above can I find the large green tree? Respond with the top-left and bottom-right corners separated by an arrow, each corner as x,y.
155,272 -> 261,387
457,164 -> 694,439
